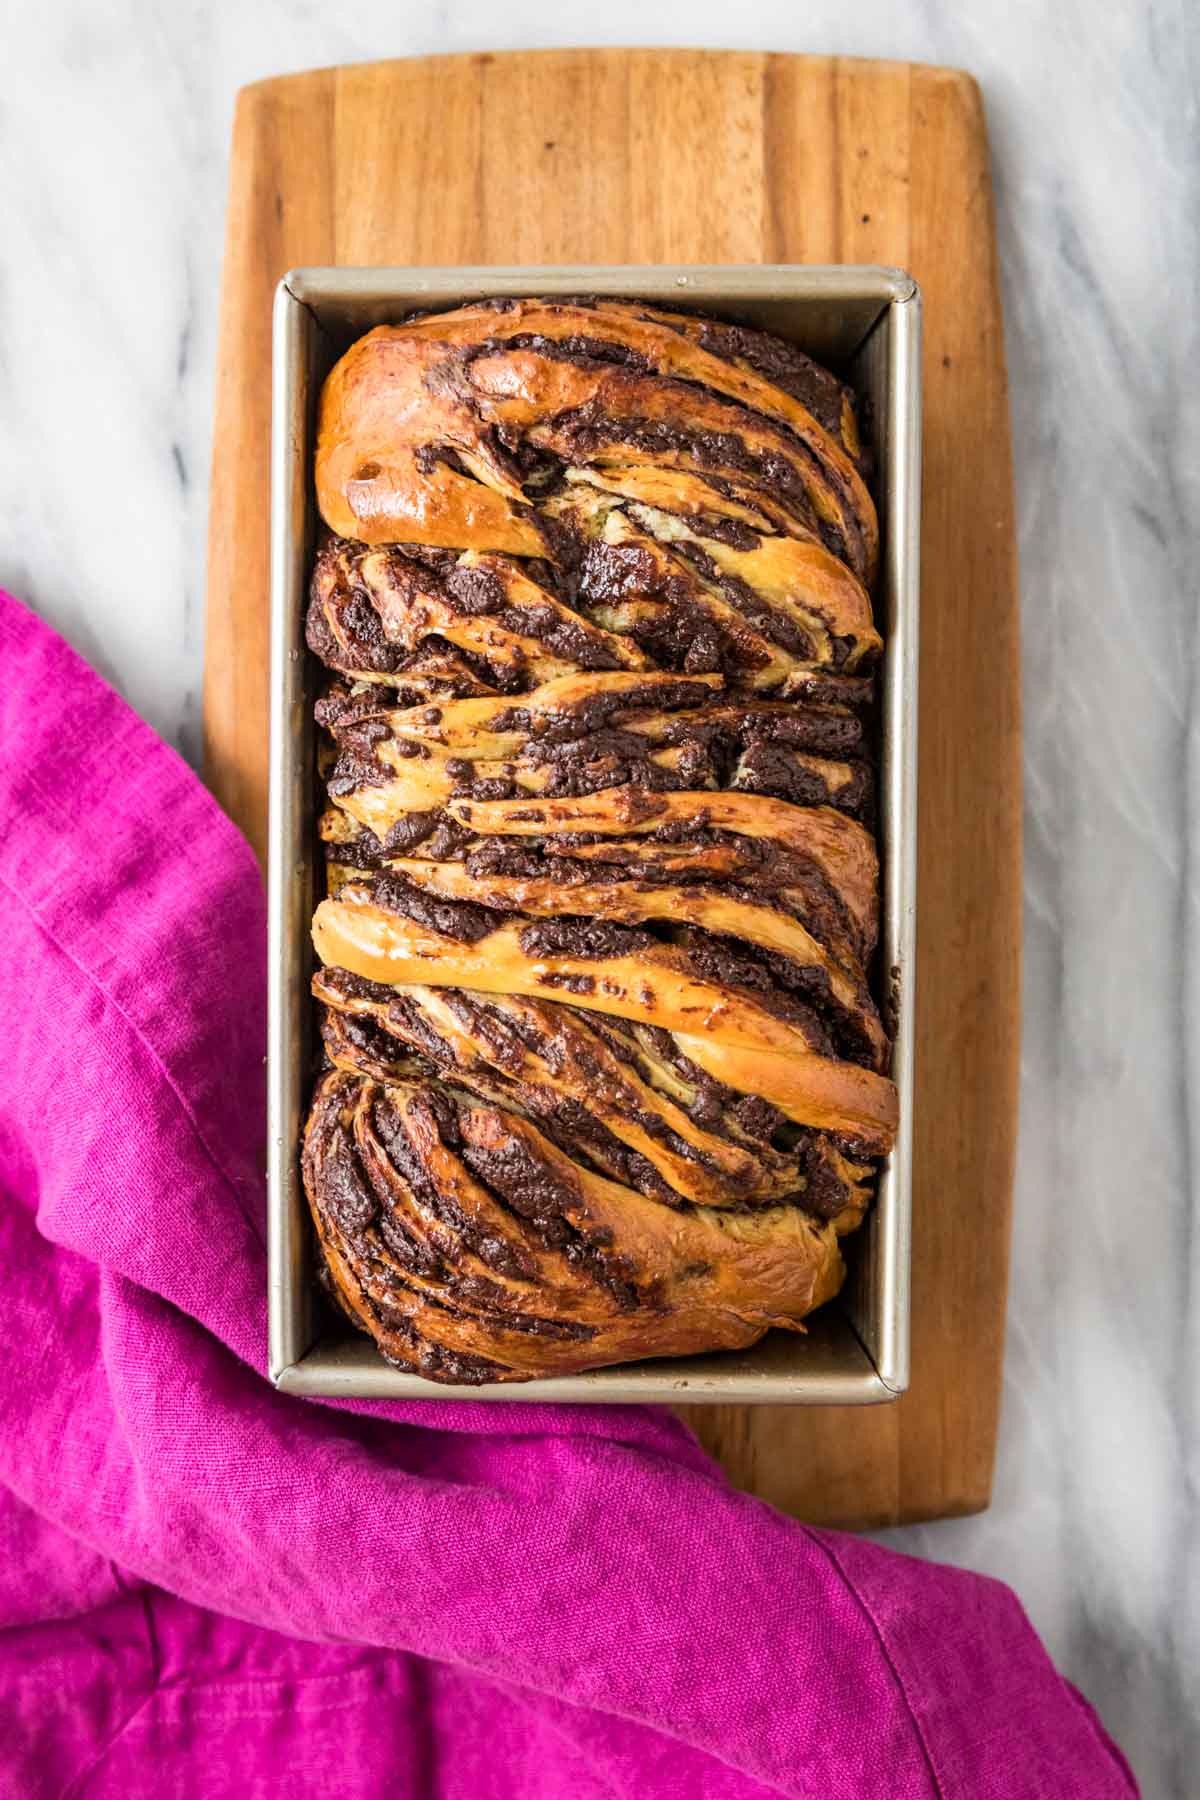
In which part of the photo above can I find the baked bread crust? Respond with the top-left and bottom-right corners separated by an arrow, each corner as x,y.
301,299 -> 894,1383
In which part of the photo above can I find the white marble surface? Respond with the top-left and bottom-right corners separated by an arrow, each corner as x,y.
4,1 -> 1198,1793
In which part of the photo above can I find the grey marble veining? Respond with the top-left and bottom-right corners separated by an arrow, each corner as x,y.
3,1 -> 1198,1793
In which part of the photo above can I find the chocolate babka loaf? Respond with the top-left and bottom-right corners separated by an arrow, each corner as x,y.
301,298 -> 896,1383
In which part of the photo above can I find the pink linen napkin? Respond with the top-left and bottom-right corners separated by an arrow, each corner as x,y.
0,587 -> 1136,1799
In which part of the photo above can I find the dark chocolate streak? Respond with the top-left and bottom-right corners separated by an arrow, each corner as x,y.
368,872 -> 504,942
694,320 -> 857,457
372,1078 -> 639,1312
550,396 -> 859,572
313,972 -> 856,1226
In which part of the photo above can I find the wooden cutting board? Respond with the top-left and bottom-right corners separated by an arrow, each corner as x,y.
204,49 -> 1020,1528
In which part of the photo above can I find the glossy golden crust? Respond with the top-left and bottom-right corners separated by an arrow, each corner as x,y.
316,298 -> 878,583
304,1069 -> 849,1383
301,299 -> 894,1383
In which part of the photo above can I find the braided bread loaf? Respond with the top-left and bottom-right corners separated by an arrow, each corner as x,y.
302,298 -> 895,1383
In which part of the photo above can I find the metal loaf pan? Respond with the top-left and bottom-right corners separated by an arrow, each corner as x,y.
268,266 -> 921,1403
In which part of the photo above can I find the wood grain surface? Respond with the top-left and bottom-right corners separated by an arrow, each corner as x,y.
203,49 -> 1020,1528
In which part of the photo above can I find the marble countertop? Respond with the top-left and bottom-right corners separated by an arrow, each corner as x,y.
5,2 -> 1197,1793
